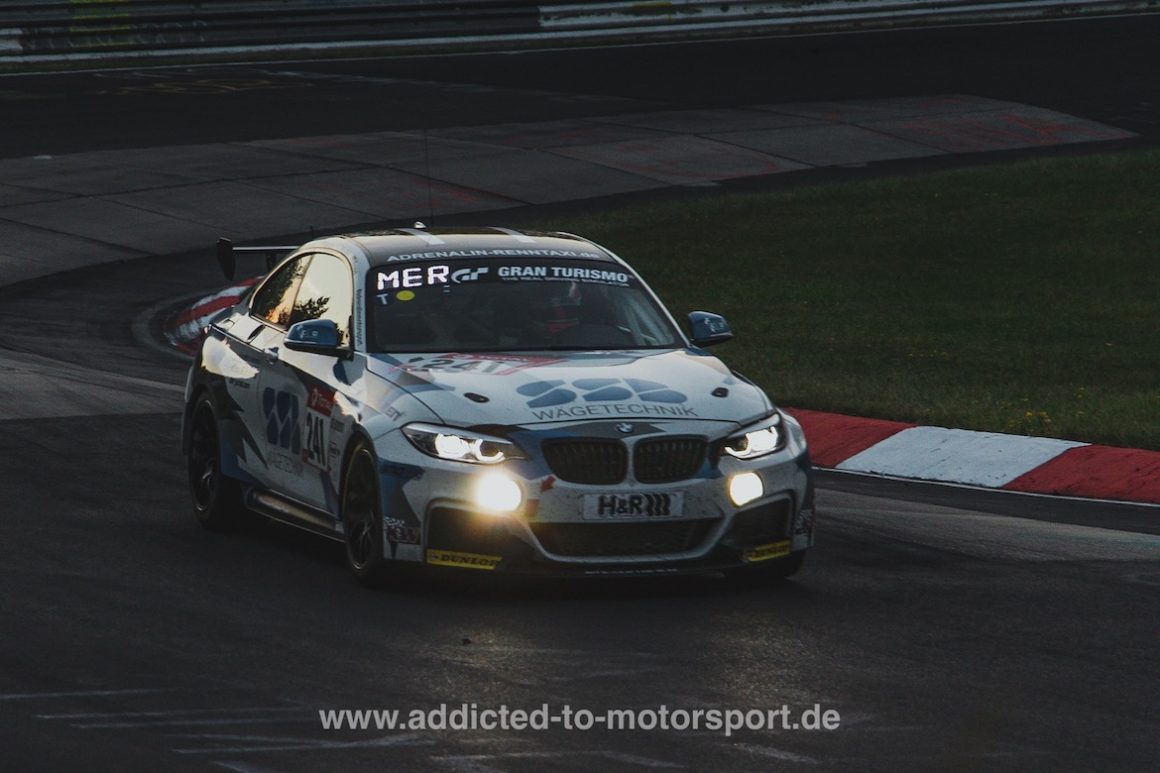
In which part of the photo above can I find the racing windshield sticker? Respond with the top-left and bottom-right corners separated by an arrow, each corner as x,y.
372,265 -> 492,305
371,261 -> 631,303
496,265 -> 630,285
452,266 -> 489,283
365,258 -> 677,353
385,248 -> 603,262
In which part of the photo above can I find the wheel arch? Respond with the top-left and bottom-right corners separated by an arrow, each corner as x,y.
182,384 -> 212,456
338,426 -> 379,499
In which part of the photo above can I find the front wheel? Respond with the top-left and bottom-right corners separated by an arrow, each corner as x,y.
342,442 -> 393,588
187,396 -> 246,529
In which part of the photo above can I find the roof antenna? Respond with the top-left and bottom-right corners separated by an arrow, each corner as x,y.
422,127 -> 435,228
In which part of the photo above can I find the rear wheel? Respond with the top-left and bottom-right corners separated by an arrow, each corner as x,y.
188,396 -> 245,529
342,442 -> 392,588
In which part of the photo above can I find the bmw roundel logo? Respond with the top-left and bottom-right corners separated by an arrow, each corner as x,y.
615,423 -> 634,434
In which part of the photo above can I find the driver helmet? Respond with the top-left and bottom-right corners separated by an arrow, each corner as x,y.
529,280 -> 582,334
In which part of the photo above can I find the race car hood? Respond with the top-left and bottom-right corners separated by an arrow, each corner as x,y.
365,349 -> 772,429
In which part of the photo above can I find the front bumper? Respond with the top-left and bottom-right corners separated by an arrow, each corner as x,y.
424,495 -> 811,577
375,424 -> 815,576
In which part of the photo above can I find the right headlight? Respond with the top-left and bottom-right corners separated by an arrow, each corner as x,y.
722,413 -> 786,460
402,423 -> 524,465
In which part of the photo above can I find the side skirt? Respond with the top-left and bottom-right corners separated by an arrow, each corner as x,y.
246,489 -> 344,543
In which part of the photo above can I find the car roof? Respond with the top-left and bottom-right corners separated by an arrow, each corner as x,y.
301,227 -> 618,267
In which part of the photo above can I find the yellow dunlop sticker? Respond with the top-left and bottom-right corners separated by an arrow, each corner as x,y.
426,550 -> 502,570
743,540 -> 791,564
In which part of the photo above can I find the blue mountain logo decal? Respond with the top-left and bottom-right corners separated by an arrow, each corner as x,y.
262,388 -> 301,453
517,378 -> 687,408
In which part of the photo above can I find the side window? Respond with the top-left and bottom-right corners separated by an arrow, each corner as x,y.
251,256 -> 309,329
290,252 -> 354,347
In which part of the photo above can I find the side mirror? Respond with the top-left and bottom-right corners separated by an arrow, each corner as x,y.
688,311 -> 734,347
285,319 -> 348,357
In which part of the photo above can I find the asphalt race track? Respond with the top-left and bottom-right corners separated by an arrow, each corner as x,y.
3,14 -> 1160,158
2,15 -> 1159,772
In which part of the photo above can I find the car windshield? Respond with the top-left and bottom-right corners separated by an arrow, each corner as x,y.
365,258 -> 683,353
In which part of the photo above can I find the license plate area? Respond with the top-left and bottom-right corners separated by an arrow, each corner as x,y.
582,492 -> 685,520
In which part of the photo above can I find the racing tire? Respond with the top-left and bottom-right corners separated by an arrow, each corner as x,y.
341,441 -> 393,588
188,396 -> 246,530
724,550 -> 806,586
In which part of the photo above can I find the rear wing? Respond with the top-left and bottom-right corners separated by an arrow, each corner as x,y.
216,238 -> 298,281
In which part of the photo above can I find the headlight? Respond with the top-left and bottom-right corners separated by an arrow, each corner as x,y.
474,471 -> 523,513
402,423 -> 523,464
728,472 -> 764,507
723,414 -> 786,460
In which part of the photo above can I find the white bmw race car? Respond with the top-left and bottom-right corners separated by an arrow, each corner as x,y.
182,227 -> 815,585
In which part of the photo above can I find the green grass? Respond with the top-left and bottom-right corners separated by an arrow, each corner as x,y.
531,150 -> 1160,449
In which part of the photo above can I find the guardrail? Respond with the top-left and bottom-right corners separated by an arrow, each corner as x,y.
0,0 -> 1154,66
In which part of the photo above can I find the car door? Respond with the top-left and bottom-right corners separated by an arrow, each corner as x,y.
237,253 -> 311,489
256,251 -> 355,514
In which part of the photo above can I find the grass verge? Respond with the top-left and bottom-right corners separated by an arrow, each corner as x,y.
532,150 -> 1160,450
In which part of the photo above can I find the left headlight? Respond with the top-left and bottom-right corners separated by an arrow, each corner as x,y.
402,423 -> 524,464
722,413 -> 786,460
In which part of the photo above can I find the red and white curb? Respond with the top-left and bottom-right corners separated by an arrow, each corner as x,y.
162,278 -> 257,355
158,290 -> 1160,507
787,408 -> 1160,506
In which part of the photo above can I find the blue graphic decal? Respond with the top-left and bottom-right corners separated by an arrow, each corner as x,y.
379,462 -> 425,529
624,379 -> 666,393
519,378 -> 687,408
262,387 -> 301,453
582,387 -> 633,402
518,380 -> 576,407
639,389 -> 686,403
517,380 -> 565,396
572,378 -> 619,390
529,389 -> 577,407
